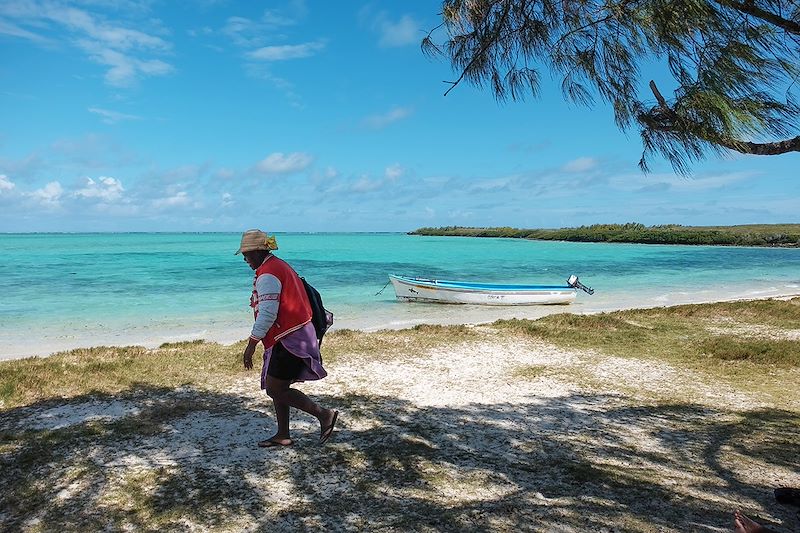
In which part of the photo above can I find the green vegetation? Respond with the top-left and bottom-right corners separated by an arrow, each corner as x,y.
411,222 -> 800,247
426,1 -> 800,173
496,298 -> 800,368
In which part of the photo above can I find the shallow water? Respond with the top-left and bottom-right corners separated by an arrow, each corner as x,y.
1,232 -> 798,358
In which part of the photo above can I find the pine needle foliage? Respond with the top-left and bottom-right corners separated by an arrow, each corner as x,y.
423,0 -> 800,174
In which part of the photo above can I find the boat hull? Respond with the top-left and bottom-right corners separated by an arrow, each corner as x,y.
389,275 -> 577,306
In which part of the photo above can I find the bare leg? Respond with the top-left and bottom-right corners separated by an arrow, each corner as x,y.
264,376 -> 337,440
734,510 -> 774,533
271,399 -> 291,441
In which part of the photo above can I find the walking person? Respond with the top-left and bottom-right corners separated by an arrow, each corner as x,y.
236,229 -> 338,447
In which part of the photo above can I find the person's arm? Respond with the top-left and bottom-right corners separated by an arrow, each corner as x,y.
243,274 -> 281,369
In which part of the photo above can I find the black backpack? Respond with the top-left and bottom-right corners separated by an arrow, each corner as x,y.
301,277 -> 333,347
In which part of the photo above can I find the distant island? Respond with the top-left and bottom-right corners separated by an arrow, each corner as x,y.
409,223 -> 800,247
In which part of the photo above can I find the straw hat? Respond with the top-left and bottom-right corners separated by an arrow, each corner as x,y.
234,229 -> 278,255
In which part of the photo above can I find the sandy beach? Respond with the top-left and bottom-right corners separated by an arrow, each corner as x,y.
2,297 -> 799,532
3,287 -> 799,361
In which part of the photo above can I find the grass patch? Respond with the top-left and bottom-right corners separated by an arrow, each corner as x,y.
700,337 -> 800,365
494,298 -> 800,406
0,323 -> 481,410
513,365 -> 550,380
158,339 -> 206,349
495,298 -> 800,368
647,297 -> 800,329
0,341 -> 245,409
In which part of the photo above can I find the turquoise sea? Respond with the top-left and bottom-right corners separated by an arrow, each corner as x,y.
1,232 -> 799,359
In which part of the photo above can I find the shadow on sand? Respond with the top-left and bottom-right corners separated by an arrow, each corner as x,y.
1,384 -> 798,532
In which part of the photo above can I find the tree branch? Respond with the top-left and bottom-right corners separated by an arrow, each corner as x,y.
649,80 -> 669,110
644,81 -> 800,155
713,0 -> 800,34
443,3 -> 512,97
717,135 -> 800,155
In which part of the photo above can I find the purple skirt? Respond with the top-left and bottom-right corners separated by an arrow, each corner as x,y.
260,322 -> 327,388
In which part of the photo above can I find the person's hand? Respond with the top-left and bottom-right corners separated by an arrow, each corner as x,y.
243,339 -> 258,370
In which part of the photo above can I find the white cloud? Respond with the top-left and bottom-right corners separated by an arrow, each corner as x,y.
247,40 -> 325,61
562,157 -> 598,172
310,165 -> 338,186
667,172 -> 753,191
223,16 -> 252,33
447,208 -> 475,220
63,14 -> 168,51
221,192 -> 234,207
377,14 -> 419,47
385,164 -> 404,181
152,191 -> 190,209
335,166 -> 406,194
73,176 -> 124,202
29,181 -> 63,207
222,16 -> 263,47
77,40 -> 173,87
351,175 -> 384,193
262,0 -> 308,27
223,7 -> 315,105
0,19 -> 49,42
215,168 -> 235,180
2,3 -> 173,87
222,3 -> 308,47
187,26 -> 214,38
88,107 -> 141,124
468,177 -> 513,193
609,171 -> 754,192
0,174 -> 15,192
159,164 -> 209,183
362,106 -> 413,129
360,9 -> 420,47
255,152 -> 313,174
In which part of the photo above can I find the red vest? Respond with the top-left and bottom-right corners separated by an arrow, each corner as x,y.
253,255 -> 312,348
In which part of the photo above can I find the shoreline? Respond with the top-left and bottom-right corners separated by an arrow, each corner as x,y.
3,290 -> 799,362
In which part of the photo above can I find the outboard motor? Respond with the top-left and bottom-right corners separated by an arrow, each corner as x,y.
567,274 -> 594,295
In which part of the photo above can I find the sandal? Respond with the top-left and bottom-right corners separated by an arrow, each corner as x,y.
319,411 -> 339,445
258,437 -> 293,448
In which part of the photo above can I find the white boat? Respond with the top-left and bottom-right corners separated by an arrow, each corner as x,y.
388,274 -> 593,306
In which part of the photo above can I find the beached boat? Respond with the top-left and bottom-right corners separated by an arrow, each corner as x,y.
388,274 -> 593,306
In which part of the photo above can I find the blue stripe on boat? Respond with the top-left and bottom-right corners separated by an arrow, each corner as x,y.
390,275 -> 573,292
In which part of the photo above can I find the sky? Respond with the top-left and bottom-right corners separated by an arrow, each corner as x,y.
0,0 -> 798,233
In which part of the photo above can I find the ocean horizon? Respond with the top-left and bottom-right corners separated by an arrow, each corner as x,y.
2,232 -> 799,360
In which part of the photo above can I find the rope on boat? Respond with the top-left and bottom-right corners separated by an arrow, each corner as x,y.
375,280 -> 391,296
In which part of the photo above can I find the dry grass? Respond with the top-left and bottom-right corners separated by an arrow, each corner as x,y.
494,297 -> 800,406
0,342 -> 244,409
0,325 -> 480,410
